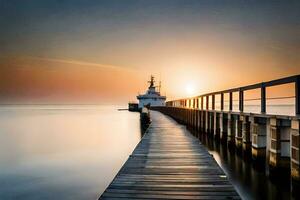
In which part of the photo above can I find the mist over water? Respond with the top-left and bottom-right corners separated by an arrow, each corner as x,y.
0,105 -> 141,200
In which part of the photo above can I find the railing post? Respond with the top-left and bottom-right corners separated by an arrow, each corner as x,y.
220,93 -> 224,111
229,92 -> 233,111
206,96 -> 209,110
239,89 -> 244,112
193,98 -> 195,109
296,76 -> 300,115
261,83 -> 266,114
212,95 -> 215,110
201,96 -> 204,110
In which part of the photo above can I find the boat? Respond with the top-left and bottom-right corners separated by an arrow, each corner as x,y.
136,75 -> 166,109
128,102 -> 139,112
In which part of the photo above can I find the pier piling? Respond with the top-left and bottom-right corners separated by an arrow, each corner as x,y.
268,117 -> 291,170
291,119 -> 300,181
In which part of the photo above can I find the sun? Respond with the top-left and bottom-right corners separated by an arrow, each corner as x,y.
185,83 -> 196,96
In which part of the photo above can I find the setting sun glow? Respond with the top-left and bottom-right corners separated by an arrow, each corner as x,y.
185,83 -> 196,96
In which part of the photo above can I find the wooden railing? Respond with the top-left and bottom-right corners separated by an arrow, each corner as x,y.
166,75 -> 300,116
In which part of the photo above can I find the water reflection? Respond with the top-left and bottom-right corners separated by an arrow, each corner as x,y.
0,105 -> 141,200
190,129 -> 296,200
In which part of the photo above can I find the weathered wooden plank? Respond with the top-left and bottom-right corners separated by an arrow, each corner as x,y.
105,189 -> 239,196
99,111 -> 240,199
102,193 -> 240,200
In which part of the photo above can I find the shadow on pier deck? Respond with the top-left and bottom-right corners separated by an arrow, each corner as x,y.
99,111 -> 240,199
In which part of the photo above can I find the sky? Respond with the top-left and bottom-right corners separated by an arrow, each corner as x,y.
0,0 -> 300,104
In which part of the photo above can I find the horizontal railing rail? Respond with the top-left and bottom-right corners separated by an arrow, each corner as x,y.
166,74 -> 300,116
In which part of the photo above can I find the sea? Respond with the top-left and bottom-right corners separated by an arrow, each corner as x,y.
0,105 -> 141,199
0,104 -> 297,199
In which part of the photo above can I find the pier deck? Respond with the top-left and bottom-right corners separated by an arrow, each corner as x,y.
99,111 -> 240,199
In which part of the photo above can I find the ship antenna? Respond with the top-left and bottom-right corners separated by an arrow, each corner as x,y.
150,75 -> 155,87
159,80 -> 161,93
158,73 -> 162,93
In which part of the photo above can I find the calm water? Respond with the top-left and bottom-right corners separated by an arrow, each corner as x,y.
0,105 -> 297,200
0,105 -> 141,200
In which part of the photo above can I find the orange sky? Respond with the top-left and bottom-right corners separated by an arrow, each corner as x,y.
0,55 -> 299,104
0,1 -> 300,104
0,57 -> 148,104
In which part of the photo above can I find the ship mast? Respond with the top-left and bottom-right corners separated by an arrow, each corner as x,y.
148,75 -> 155,88
158,80 -> 161,93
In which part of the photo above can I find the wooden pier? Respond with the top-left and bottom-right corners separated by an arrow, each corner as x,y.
100,111 -> 240,199
152,75 -> 300,190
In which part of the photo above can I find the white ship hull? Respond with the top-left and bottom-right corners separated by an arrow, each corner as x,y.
138,98 -> 166,109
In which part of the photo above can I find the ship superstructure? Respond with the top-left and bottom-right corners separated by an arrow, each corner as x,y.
137,75 -> 166,109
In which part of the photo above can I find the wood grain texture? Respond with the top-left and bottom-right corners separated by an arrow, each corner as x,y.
99,111 -> 240,199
